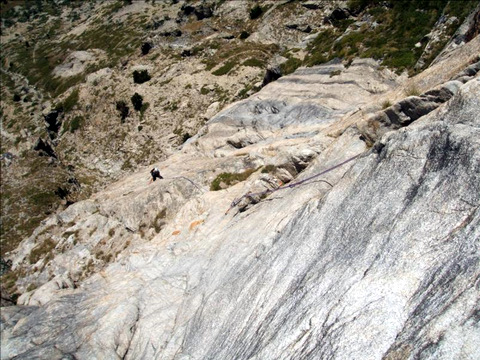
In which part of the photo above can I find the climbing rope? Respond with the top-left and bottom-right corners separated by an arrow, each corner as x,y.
170,176 -> 206,193
225,153 -> 363,214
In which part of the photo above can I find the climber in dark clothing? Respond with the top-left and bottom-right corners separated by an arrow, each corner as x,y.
149,167 -> 163,183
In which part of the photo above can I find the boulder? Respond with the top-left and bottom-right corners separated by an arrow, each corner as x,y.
262,66 -> 282,86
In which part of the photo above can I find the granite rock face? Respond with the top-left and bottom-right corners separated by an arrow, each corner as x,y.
1,62 -> 479,359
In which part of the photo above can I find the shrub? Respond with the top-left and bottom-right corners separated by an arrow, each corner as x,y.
405,85 -> 420,96
139,102 -> 149,120
133,70 -> 151,84
280,57 -> 302,75
69,116 -> 84,133
29,238 -> 56,264
210,168 -> 257,191
381,100 -> 392,109
261,164 -> 277,173
13,93 -> 21,102
239,31 -> 250,39
131,93 -> 143,111
329,70 -> 341,77
116,100 -> 130,121
57,89 -> 79,113
182,132 -> 192,143
242,58 -> 264,68
249,4 -> 263,19
212,61 -> 236,76
141,42 -> 152,55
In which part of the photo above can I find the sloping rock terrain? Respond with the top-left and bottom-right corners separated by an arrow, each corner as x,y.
1,25 -> 479,359
2,0 -> 479,257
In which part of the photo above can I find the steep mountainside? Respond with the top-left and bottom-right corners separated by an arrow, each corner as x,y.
1,0 -> 478,255
1,1 -> 480,359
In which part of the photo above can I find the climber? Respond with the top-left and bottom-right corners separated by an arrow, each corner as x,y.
149,167 -> 163,183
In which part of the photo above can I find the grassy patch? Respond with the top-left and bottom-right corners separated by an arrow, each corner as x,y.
280,57 -> 302,75
242,58 -> 265,68
210,168 -> 258,191
69,116 -> 84,132
405,85 -> 421,96
212,61 -> 236,76
261,165 -> 277,174
381,100 -> 392,109
329,70 -> 341,77
29,238 -> 56,264
304,0 -> 477,73
57,89 -> 79,113
249,4 -> 263,20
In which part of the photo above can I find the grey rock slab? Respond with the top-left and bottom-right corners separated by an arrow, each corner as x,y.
3,79 -> 479,359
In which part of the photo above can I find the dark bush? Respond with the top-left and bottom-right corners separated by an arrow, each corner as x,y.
239,31 -> 250,39
131,93 -> 143,111
249,5 -> 263,19
69,116 -> 84,133
141,42 -> 152,55
116,100 -> 130,121
133,70 -> 151,84
182,132 -> 191,143
13,94 -> 21,102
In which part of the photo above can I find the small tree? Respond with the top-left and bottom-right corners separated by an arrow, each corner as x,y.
141,42 -> 152,55
131,93 -> 143,111
116,100 -> 130,121
249,4 -> 263,19
239,31 -> 250,39
133,70 -> 151,84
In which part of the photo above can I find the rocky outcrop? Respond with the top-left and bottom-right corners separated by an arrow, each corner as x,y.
359,59 -> 479,143
433,3 -> 480,65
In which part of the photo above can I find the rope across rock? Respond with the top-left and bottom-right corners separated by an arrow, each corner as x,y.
225,153 -> 363,214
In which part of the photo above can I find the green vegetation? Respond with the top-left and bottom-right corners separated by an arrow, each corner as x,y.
249,4 -> 263,20
329,70 -> 342,77
56,89 -> 79,113
280,57 -> 302,75
305,0 -> 478,73
200,86 -> 210,95
131,92 -> 143,111
405,85 -> 421,96
203,42 -> 278,73
381,100 -> 392,109
261,165 -> 277,174
239,31 -> 250,40
164,100 -> 179,112
133,69 -> 151,84
242,58 -> 265,68
69,116 -> 84,133
116,100 -> 130,121
210,168 -> 258,191
29,238 -> 56,264
139,102 -> 149,120
212,61 -> 236,76
182,132 -> 192,143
